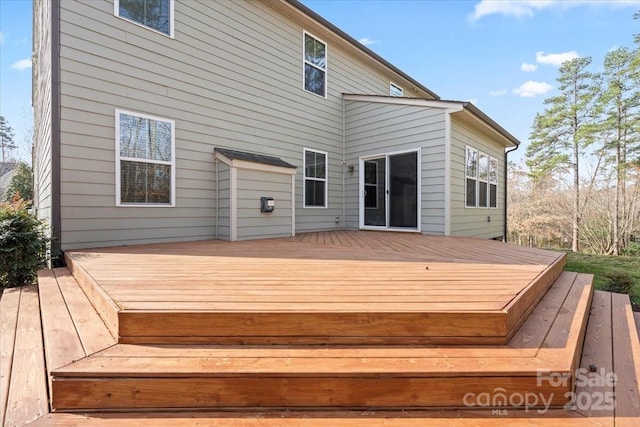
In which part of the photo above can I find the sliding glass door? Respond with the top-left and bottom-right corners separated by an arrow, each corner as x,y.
361,150 -> 419,230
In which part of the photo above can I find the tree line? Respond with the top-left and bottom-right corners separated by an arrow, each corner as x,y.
509,36 -> 640,255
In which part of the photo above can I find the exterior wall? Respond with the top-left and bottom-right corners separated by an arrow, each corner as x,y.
450,116 -> 505,239
55,0 -> 433,250
344,100 -> 447,234
236,169 -> 293,240
32,0 -> 54,251
216,162 -> 230,241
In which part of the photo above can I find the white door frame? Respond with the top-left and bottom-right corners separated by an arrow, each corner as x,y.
358,148 -> 421,232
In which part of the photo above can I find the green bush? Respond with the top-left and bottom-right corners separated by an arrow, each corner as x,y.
621,242 -> 640,257
601,270 -> 634,294
0,198 -> 50,288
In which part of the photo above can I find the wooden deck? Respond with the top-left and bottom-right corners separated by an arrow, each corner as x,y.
3,231 -> 640,426
65,231 -> 566,345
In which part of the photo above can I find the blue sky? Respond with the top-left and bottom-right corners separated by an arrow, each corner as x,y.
1,1 -> 640,164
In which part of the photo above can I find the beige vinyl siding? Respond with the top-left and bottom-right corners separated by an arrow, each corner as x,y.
450,116 -> 505,238
344,100 -> 447,234
33,0 -> 54,246
236,170 -> 293,240
216,162 -> 231,241
56,0 -> 433,248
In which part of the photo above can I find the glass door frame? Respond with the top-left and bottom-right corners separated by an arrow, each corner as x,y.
358,148 -> 421,232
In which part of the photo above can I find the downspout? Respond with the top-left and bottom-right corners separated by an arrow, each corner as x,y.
51,0 -> 62,263
215,155 -> 219,240
504,144 -> 519,242
342,96 -> 346,229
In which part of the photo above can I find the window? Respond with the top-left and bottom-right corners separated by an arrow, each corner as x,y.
364,160 -> 378,209
478,153 -> 489,208
303,148 -> 327,207
115,0 -> 174,37
390,82 -> 403,97
303,32 -> 327,97
116,110 -> 175,206
489,157 -> 498,208
465,146 -> 498,209
465,147 -> 477,207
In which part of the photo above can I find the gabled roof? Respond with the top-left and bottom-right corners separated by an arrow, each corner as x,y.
343,94 -> 521,148
215,148 -> 296,169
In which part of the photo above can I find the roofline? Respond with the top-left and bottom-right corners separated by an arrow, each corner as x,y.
462,102 -> 521,148
283,0 -> 440,100
342,94 -> 521,148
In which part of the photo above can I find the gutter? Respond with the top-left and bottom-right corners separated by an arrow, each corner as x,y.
504,144 -> 519,242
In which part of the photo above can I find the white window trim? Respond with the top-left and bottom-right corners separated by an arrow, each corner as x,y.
390,82 -> 403,97
364,160 -> 378,209
465,146 -> 478,209
358,148 -> 422,232
302,30 -> 328,99
465,146 -> 499,209
303,148 -> 328,208
489,157 -> 499,209
115,109 -> 176,207
478,152 -> 489,208
114,0 -> 175,38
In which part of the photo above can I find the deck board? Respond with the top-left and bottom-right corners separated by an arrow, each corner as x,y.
3,286 -> 48,427
612,293 -> 640,426
50,271 -> 591,410
65,231 -> 566,345
0,288 -> 20,427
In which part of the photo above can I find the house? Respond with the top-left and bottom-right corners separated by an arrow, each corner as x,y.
32,0 -> 520,255
0,162 -> 18,199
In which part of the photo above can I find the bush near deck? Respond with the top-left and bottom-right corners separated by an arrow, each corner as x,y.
564,251 -> 640,308
0,198 -> 49,288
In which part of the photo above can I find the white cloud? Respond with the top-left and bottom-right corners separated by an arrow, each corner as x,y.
0,31 -> 4,45
521,62 -> 538,72
470,0 -> 640,21
513,80 -> 553,97
489,89 -> 507,96
11,59 -> 32,71
358,37 -> 376,47
470,1 -> 553,21
535,51 -> 579,66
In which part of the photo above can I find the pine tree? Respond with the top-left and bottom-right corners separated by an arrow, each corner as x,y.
0,116 -> 17,163
525,57 -> 599,252
596,47 -> 640,254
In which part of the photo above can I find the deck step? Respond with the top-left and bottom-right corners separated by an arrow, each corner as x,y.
50,272 -> 592,411
64,236 -> 567,346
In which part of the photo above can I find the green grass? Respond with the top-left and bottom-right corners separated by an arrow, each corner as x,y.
563,251 -> 640,306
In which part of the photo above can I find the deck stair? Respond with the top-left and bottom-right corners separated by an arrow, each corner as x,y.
24,233 -> 640,425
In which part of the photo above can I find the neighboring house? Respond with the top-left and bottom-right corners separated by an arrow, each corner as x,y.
0,162 -> 18,199
32,0 -> 520,253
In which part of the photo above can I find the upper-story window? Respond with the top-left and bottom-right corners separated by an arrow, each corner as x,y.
116,110 -> 175,206
303,148 -> 328,208
115,0 -> 174,37
390,82 -> 403,97
303,32 -> 327,97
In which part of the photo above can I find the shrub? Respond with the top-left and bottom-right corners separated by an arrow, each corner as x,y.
0,198 -> 50,288
601,270 -> 634,294
621,242 -> 640,257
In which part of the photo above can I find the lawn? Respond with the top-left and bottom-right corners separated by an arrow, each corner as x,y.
563,251 -> 640,308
